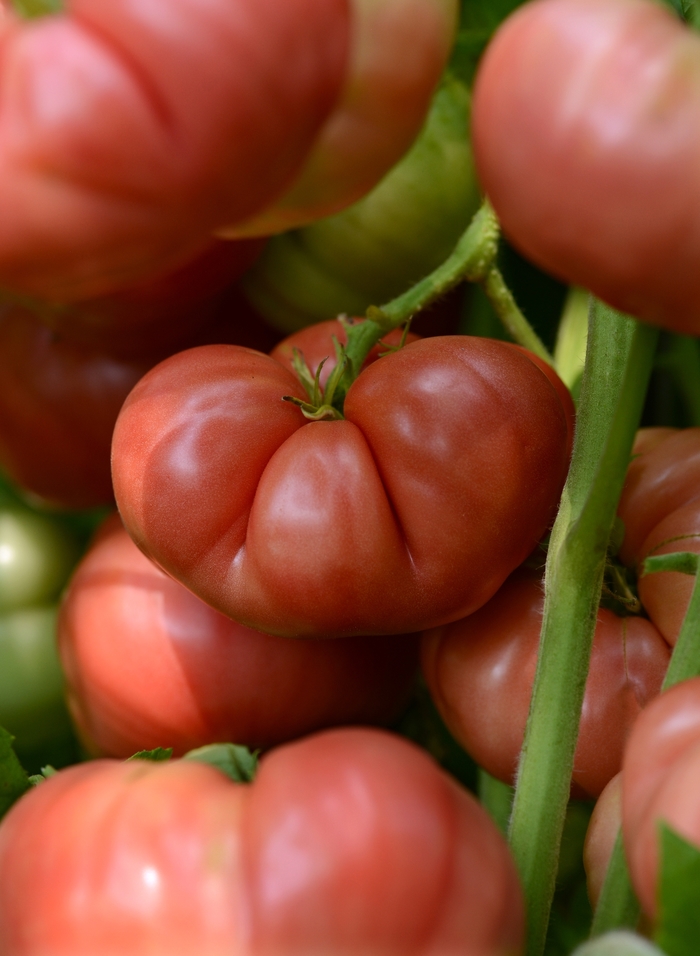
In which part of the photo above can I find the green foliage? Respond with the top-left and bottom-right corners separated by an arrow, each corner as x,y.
0,726 -> 31,820
183,743 -> 259,784
655,823 -> 700,956
643,552 -> 699,576
11,0 -> 62,17
127,747 -> 173,763
452,0 -> 527,83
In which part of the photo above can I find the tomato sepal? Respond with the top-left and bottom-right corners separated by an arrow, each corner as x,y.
183,743 -> 259,783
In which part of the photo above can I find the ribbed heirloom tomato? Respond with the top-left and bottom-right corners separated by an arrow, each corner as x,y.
112,333 -> 573,638
58,517 -> 419,757
0,728 -> 525,956
472,0 -> 700,333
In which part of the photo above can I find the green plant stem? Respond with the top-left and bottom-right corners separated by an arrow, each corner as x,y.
592,553 -> 700,937
477,768 -> 513,837
508,302 -> 658,956
482,265 -> 551,363
333,200 -> 551,408
365,201 -> 499,334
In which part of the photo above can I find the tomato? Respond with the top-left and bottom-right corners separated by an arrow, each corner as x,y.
421,568 -> 670,799
583,772 -> 622,910
35,237 -> 264,358
0,728 -> 525,955
0,0 -> 348,301
243,75 -> 481,332
219,0 -> 459,236
617,428 -> 700,646
622,677 -> 700,919
0,502 -> 80,766
58,516 -> 420,758
112,335 -> 572,638
472,0 -> 700,334
0,288 -> 278,509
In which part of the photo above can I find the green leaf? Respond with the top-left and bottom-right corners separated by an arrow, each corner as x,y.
643,552 -> 699,576
654,823 -> 700,956
572,930 -> 665,955
451,0 -> 527,82
127,747 -> 173,763
28,765 -> 57,787
0,726 -> 31,819
183,743 -> 259,783
11,0 -> 62,17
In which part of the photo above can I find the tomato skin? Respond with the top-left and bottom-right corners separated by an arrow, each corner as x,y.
0,0 -> 349,301
472,0 -> 700,333
421,568 -> 670,798
37,237 -> 264,358
221,0 -> 458,236
0,728 -> 524,955
622,678 -> 700,918
58,517 -> 419,757
583,772 -> 622,909
617,429 -> 700,568
112,336 -> 572,637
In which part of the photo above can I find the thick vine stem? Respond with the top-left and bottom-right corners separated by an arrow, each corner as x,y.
508,300 -> 658,956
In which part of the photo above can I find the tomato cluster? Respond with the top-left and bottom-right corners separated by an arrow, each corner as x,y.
5,0 -> 700,952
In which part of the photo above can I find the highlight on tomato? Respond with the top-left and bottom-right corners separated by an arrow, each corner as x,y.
112,334 -> 573,638
0,728 -> 525,956
471,0 -> 700,334
421,567 -> 670,799
58,516 -> 420,758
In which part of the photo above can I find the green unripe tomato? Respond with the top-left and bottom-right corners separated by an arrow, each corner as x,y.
244,74 -> 480,331
0,606 -> 74,759
0,508 -> 80,613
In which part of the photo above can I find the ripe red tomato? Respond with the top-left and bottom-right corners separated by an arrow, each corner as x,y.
220,0 -> 459,236
38,237 -> 264,358
0,0 -> 348,301
112,335 -> 573,638
622,678 -> 700,918
0,728 -> 524,955
0,282 -> 279,508
472,0 -> 700,333
421,568 -> 670,799
617,428 -> 700,645
58,516 -> 419,757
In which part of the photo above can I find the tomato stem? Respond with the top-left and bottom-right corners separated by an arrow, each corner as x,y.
508,300 -> 658,956
332,201 -> 552,407
477,768 -> 513,837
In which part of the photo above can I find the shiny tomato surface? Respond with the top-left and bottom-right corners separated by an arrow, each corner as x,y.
112,336 -> 573,637
0,728 -> 524,955
59,517 -> 419,757
0,0 -> 348,300
472,0 -> 700,333
421,568 -> 670,798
